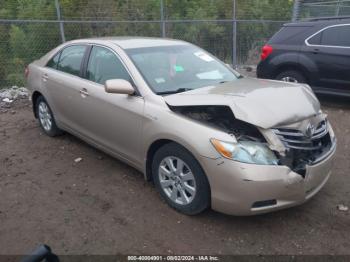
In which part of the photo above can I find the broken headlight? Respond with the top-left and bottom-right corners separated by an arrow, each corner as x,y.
211,139 -> 278,165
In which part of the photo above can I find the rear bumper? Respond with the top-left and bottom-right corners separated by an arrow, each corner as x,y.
200,141 -> 336,216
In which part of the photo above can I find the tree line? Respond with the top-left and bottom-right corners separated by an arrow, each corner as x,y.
0,0 -> 293,87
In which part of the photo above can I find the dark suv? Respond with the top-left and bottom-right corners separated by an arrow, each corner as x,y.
257,17 -> 350,97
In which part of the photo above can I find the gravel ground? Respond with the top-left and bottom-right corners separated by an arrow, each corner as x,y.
0,93 -> 349,255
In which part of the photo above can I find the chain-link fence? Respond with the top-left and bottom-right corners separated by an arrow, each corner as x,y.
0,0 -> 298,88
299,0 -> 350,18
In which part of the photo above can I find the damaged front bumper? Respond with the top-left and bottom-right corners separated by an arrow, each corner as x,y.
200,139 -> 336,216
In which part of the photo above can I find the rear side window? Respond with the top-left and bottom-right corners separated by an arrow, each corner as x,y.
269,26 -> 308,45
86,46 -> 131,85
321,25 -> 350,47
308,33 -> 321,45
57,45 -> 87,76
46,53 -> 60,69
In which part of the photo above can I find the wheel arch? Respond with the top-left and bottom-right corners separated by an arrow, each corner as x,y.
32,91 -> 43,118
145,138 -> 208,183
274,63 -> 310,83
145,139 -> 177,181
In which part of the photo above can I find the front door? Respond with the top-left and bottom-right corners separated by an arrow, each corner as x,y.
73,45 -> 145,165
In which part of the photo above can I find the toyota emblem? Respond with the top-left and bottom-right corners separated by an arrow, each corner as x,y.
305,123 -> 316,138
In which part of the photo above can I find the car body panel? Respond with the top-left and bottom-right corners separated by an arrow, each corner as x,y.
141,98 -> 234,162
26,37 -> 336,216
41,67 -> 86,130
68,78 -> 145,167
164,77 -> 320,129
301,43 -> 350,90
200,141 -> 336,215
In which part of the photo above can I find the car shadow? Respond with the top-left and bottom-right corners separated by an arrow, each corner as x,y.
197,197 -> 323,225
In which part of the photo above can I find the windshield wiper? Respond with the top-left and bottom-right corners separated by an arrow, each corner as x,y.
157,88 -> 193,95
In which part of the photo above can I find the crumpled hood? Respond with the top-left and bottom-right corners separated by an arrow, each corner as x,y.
164,77 -> 321,129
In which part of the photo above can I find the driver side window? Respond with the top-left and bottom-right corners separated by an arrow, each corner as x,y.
86,46 -> 131,85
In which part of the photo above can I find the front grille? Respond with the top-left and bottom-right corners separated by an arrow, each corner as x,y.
272,120 -> 332,175
272,121 -> 328,150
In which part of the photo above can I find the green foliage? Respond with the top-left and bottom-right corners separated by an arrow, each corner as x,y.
16,0 -> 56,19
0,0 -> 294,87
6,73 -> 25,87
9,25 -> 28,62
236,0 -> 294,20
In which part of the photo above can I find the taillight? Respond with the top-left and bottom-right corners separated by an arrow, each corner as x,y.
260,45 -> 273,61
24,66 -> 29,78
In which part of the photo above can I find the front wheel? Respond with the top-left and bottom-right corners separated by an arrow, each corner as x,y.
152,143 -> 210,215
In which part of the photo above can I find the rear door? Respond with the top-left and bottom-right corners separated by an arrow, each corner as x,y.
42,44 -> 88,130
304,24 -> 350,90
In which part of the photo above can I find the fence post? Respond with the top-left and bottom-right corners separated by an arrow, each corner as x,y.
232,0 -> 237,67
292,0 -> 301,22
160,0 -> 166,37
55,0 -> 66,43
335,0 -> 341,16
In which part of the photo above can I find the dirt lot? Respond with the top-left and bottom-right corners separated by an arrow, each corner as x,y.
0,95 -> 349,255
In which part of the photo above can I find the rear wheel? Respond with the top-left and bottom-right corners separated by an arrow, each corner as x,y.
276,70 -> 306,84
35,96 -> 63,137
152,143 -> 210,215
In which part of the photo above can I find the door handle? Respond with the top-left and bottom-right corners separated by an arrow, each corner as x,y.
42,74 -> 49,82
313,48 -> 319,54
79,88 -> 89,97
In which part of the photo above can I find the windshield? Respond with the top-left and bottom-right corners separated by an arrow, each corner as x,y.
126,45 -> 240,95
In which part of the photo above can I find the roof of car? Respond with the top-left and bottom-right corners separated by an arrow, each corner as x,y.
73,37 -> 189,49
284,17 -> 350,27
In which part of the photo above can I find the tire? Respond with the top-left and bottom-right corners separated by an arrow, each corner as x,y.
35,96 -> 63,137
152,142 -> 210,215
276,70 -> 307,84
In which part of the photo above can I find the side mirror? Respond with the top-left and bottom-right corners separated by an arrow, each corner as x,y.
104,79 -> 135,95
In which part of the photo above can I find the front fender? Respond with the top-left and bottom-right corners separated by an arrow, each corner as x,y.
141,101 -> 235,173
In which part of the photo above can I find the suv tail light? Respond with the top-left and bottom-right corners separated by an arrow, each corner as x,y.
260,45 -> 273,61
24,66 -> 29,78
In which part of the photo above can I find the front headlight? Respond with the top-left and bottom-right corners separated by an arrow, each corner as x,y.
211,139 -> 278,165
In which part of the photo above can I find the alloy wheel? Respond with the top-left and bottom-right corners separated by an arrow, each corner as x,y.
38,101 -> 53,132
281,76 -> 298,83
158,156 -> 196,205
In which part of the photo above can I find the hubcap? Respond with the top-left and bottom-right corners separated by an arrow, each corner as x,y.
158,156 -> 196,205
281,76 -> 298,83
38,102 -> 52,131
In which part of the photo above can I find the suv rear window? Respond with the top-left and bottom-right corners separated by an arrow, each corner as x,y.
269,26 -> 309,44
308,33 -> 321,45
321,25 -> 350,47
